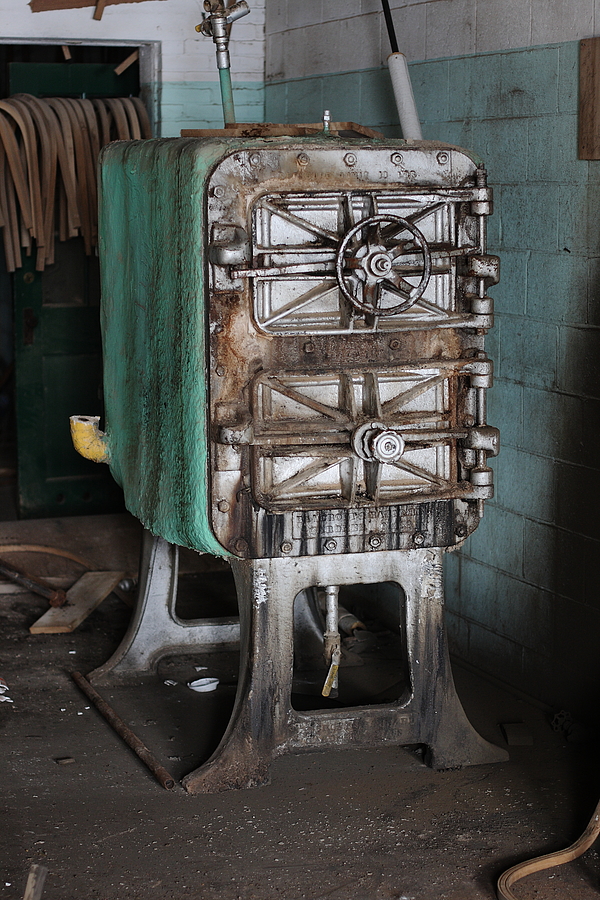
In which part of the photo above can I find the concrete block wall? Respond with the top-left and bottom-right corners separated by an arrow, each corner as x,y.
266,2 -> 600,717
0,0 -> 266,135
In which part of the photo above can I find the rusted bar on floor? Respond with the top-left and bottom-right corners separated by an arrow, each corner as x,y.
71,671 -> 176,790
0,557 -> 66,607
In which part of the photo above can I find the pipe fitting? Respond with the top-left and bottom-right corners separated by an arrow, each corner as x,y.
387,52 -> 422,141
70,415 -> 111,464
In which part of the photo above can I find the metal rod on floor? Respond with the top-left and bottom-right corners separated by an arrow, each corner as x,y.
22,864 -> 47,900
0,557 -> 66,607
71,671 -> 176,791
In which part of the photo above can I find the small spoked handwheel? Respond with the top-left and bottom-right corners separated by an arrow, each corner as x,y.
335,214 -> 432,317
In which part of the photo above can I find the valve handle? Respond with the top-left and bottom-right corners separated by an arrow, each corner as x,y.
335,214 -> 431,317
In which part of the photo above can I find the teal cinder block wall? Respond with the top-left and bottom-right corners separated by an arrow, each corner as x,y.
160,81 -> 265,135
266,42 -> 600,717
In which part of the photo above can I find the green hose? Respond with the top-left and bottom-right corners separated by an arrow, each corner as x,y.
219,67 -> 236,126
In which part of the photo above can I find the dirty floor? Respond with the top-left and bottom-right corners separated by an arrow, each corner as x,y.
1,514 -> 600,900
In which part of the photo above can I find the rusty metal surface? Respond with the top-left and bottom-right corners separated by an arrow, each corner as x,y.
206,142 -> 498,558
182,549 -> 508,793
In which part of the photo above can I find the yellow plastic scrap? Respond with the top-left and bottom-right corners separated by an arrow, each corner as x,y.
69,415 -> 110,464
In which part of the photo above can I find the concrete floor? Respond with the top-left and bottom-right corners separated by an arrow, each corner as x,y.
1,513 -> 600,900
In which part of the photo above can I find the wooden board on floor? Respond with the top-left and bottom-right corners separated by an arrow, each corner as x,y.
29,571 -> 125,634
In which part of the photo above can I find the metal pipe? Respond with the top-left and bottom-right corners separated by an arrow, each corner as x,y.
387,52 -> 423,141
71,671 -> 176,790
196,1 -> 250,127
322,585 -> 341,698
0,557 -> 66,607
324,584 -> 338,636
219,68 -> 236,126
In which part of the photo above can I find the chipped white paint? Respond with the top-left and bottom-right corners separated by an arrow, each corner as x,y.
252,567 -> 269,606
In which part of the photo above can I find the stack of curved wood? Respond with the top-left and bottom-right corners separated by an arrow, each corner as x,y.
0,94 -> 152,272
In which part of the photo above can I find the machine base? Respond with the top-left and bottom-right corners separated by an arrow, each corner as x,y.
183,549 -> 507,793
90,534 -> 507,790
89,531 -> 239,683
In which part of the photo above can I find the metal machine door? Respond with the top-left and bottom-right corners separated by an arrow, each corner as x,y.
207,146 -> 498,558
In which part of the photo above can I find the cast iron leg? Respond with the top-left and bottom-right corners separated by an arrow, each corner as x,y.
89,531 -> 239,684
182,550 -> 507,793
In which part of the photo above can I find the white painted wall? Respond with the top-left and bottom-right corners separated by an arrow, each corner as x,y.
0,0 -> 265,79
0,0 -> 265,133
266,0 -> 600,79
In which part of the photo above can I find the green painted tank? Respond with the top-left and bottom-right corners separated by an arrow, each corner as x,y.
93,134 -> 499,559
98,138 -> 227,554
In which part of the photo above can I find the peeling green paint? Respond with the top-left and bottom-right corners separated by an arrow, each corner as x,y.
99,138 -> 231,554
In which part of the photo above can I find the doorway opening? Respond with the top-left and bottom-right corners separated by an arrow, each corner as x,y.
0,40 -> 156,519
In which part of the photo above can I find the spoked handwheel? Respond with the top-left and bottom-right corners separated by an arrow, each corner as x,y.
335,214 -> 432,317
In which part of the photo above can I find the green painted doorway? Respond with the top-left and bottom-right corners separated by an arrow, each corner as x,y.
11,48 -> 140,517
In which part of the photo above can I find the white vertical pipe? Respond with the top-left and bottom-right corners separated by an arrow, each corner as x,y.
387,51 -> 423,140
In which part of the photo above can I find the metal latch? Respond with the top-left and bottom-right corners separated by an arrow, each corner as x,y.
466,254 -> 500,285
463,425 -> 500,456
209,225 -> 250,267
351,421 -> 405,463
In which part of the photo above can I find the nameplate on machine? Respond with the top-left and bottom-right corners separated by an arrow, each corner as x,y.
292,506 -> 418,539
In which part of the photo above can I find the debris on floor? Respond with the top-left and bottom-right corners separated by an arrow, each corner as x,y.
2,514 -> 600,900
0,675 -> 12,702
29,571 -> 126,634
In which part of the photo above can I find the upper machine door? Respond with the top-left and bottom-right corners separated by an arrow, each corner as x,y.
206,142 -> 498,558
244,189 -> 472,335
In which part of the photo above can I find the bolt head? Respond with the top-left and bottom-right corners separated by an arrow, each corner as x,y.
369,429 -> 405,463
368,251 -> 393,279
324,539 -> 337,552
297,153 -> 309,166
217,500 -> 230,513
344,153 -> 357,167
280,541 -> 293,553
413,532 -> 425,546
